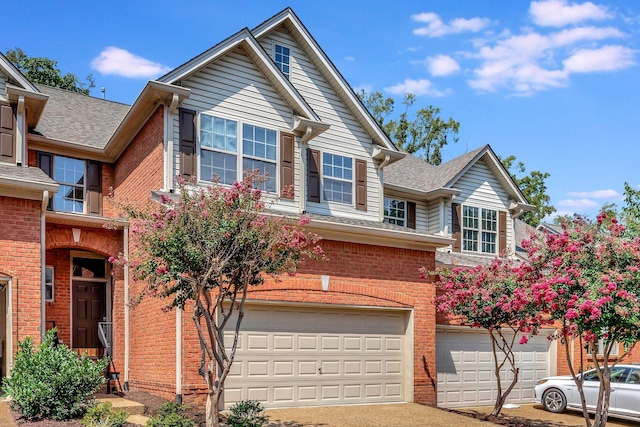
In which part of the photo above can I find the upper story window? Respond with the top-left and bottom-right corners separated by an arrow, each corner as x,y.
274,44 -> 291,79
53,156 -> 85,213
37,152 -> 102,215
322,153 -> 352,204
199,114 -> 277,192
462,205 -> 497,254
384,198 -> 406,226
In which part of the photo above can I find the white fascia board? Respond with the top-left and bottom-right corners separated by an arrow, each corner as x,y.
0,53 -> 39,92
252,9 -> 397,151
0,175 -> 58,194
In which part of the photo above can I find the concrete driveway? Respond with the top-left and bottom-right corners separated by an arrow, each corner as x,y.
264,403 -> 640,427
264,403 -> 491,426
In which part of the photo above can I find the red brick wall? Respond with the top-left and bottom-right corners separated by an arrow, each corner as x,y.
176,240 -> 438,407
0,197 -> 43,348
108,105 -> 164,211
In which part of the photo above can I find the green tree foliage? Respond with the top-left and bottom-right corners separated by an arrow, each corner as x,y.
114,174 -> 322,427
6,47 -> 94,94
358,90 -> 459,165
501,155 -> 555,226
620,182 -> 640,237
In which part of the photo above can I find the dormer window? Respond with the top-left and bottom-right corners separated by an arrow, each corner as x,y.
384,198 -> 406,226
274,44 -> 291,79
462,205 -> 497,254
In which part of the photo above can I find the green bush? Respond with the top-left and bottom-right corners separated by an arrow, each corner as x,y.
81,402 -> 129,427
227,400 -> 267,427
146,402 -> 194,427
3,329 -> 108,420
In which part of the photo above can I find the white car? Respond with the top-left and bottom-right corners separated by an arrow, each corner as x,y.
534,364 -> 640,422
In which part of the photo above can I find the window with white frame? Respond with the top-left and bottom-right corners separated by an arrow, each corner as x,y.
322,153 -> 352,204
384,198 -> 406,226
45,266 -> 54,302
586,338 -> 619,356
199,114 -> 277,192
53,156 -> 85,213
274,44 -> 290,79
462,205 -> 497,254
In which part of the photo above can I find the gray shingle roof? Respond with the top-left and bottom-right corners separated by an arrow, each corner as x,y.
385,145 -> 487,193
435,251 -> 495,267
31,84 -> 130,149
0,163 -> 57,186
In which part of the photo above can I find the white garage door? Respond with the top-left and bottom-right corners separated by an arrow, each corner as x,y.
224,305 -> 409,408
437,327 -> 554,408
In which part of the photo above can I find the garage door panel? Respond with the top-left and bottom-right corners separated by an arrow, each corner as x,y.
224,305 -> 408,408
437,328 -> 553,408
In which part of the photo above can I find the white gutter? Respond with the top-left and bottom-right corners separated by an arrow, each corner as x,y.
124,225 -> 130,390
377,154 -> 391,222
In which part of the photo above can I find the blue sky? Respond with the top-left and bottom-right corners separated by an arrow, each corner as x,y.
3,0 -> 639,220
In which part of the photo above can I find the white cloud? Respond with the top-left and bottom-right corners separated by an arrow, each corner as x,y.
568,189 -> 621,198
384,79 -> 450,97
427,55 -> 460,76
563,45 -> 635,72
467,23 -> 632,95
412,12 -> 491,37
530,0 -> 613,27
91,47 -> 171,79
557,198 -> 600,209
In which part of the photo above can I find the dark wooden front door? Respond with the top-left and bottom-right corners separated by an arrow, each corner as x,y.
72,281 -> 106,350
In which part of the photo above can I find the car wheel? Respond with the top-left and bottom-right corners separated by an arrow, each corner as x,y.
542,388 -> 567,413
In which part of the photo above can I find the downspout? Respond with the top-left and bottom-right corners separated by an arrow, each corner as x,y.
377,154 -> 391,222
123,225 -> 130,391
166,93 -> 180,192
439,199 -> 446,236
298,126 -> 313,213
511,207 -> 525,257
176,306 -> 182,403
16,96 -> 25,166
40,191 -> 47,340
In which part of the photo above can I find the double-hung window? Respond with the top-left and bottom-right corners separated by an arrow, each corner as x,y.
200,114 -> 277,192
45,266 -> 54,302
462,205 -> 497,254
322,153 -> 352,204
274,44 -> 290,79
53,156 -> 85,213
384,198 -> 406,226
242,124 -> 277,192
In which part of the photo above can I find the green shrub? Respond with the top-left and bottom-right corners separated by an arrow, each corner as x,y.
227,400 -> 267,427
81,402 -> 129,427
3,329 -> 108,420
146,402 -> 194,427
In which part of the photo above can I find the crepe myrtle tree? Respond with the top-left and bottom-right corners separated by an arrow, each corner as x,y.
525,213 -> 640,427
428,258 -> 548,416
112,173 -> 323,427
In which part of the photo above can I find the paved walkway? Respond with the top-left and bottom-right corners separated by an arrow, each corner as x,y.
263,403 -> 491,426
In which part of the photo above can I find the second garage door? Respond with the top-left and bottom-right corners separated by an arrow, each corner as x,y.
436,327 -> 555,408
224,304 -> 410,408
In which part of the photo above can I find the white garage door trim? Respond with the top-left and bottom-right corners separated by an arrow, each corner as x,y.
224,301 -> 413,408
436,325 -> 557,408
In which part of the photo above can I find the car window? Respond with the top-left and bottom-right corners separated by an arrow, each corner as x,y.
627,370 -> 640,384
582,367 -> 629,383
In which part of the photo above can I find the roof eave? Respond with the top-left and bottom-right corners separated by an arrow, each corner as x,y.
304,217 -> 454,250
385,183 -> 460,201
104,81 -> 191,161
6,84 -> 49,128
373,147 -> 405,166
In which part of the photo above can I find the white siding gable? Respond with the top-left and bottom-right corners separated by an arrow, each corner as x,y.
259,27 -> 380,220
172,46 -> 300,212
0,71 -> 7,103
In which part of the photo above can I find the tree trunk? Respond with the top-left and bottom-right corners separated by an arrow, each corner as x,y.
206,392 -> 217,427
